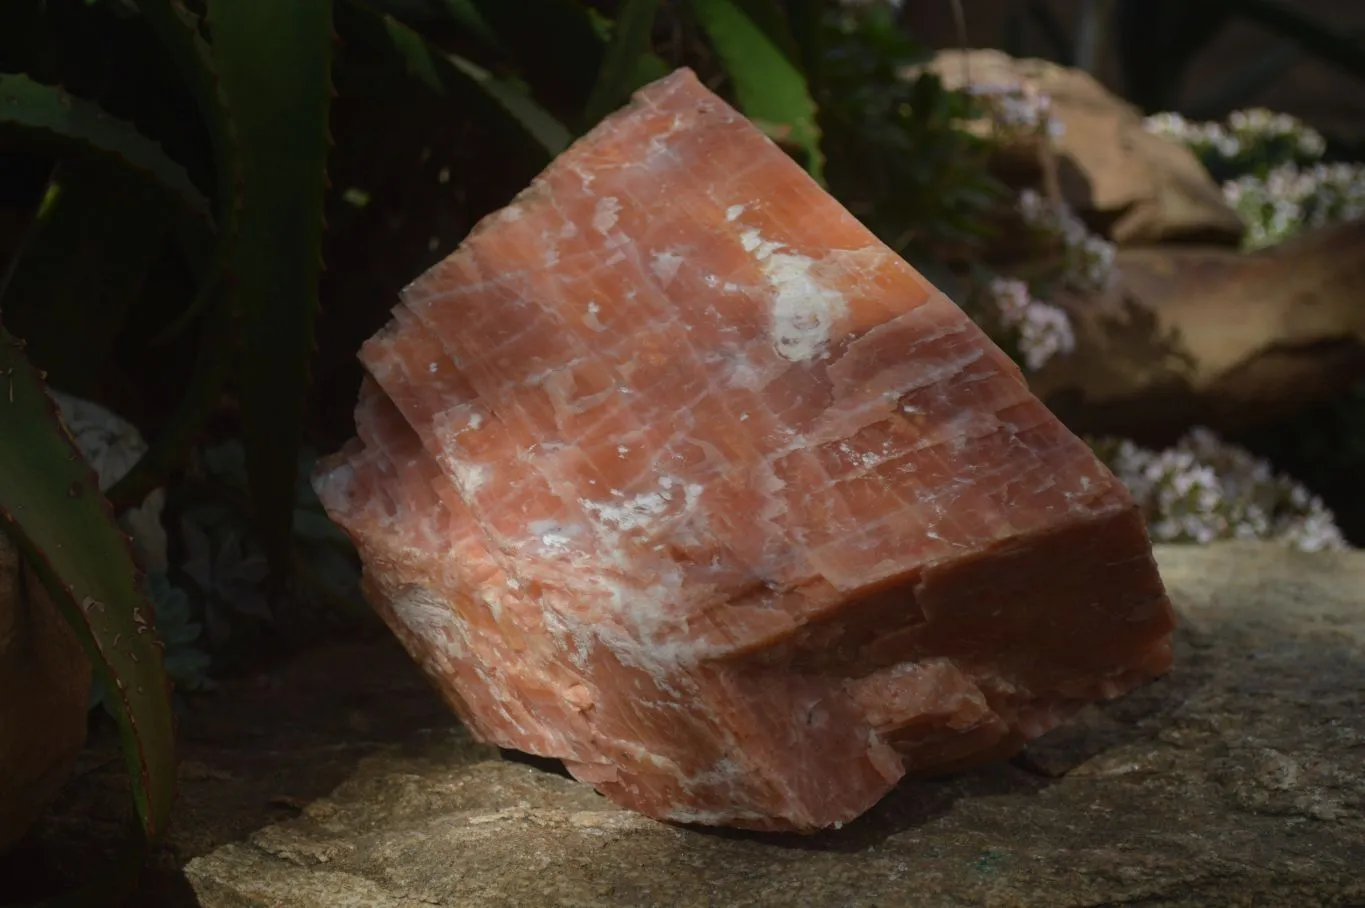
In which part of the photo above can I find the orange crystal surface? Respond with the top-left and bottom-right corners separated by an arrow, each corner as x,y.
313,68 -> 1176,832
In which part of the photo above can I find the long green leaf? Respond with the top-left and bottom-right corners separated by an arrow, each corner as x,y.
360,0 -> 503,49
0,0 -> 219,197
131,0 -> 239,196
338,2 -> 572,157
0,72 -> 208,219
687,0 -> 825,183
465,0 -> 605,110
0,324 -> 177,853
582,0 -> 663,127
727,0 -> 803,63
204,0 -> 335,578
107,0 -> 246,513
0,161 -> 168,397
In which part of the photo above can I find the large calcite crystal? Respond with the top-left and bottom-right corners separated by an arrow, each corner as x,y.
314,68 -> 1177,832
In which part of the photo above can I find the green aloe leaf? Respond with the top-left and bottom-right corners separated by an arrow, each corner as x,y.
0,161 -> 169,397
687,0 -> 825,183
338,2 -> 573,157
359,0 -> 503,49
582,0 -> 664,127
466,0 -> 607,115
107,0 -> 245,514
0,323 -> 177,869
0,72 -> 209,219
204,0 -> 335,578
727,0 -> 804,63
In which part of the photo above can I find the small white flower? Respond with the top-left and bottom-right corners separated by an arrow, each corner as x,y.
1094,427 -> 1349,552
966,81 -> 1066,143
1015,190 -> 1116,293
985,277 -> 1075,371
1224,161 -> 1365,249
1145,107 -> 1326,166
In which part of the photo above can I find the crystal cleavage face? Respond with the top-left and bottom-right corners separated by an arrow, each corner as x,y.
313,68 -> 1176,833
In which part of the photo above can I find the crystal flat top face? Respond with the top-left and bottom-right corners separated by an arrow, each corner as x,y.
363,68 -> 1130,631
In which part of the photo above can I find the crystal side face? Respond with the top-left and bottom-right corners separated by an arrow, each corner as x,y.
313,68 -> 1177,833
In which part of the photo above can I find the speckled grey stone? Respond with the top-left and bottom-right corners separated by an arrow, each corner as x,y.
182,542 -> 1365,907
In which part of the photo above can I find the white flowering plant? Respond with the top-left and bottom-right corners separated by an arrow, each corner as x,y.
975,276 -> 1076,372
941,80 -> 1113,376
1144,108 -> 1326,180
1144,108 -> 1365,250
1014,188 -> 1116,294
1223,163 -> 1365,250
962,80 -> 1066,145
1091,427 -> 1347,552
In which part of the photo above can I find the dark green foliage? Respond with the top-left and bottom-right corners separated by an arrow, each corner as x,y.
0,161 -> 169,397
103,0 -> 243,519
582,0 -> 664,127
0,319 -> 177,892
817,3 -> 1004,259
142,572 -> 214,697
0,73 -> 207,218
205,0 -> 336,581
690,0 -> 825,181
466,0 -> 611,118
337,4 -> 573,156
166,439 -> 365,667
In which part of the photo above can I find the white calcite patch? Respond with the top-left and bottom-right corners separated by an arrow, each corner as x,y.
593,196 -> 621,235
650,250 -> 684,286
529,519 -> 582,554
387,585 -> 471,663
582,488 -> 671,533
739,228 -> 848,363
584,301 -> 607,332
439,452 -> 487,495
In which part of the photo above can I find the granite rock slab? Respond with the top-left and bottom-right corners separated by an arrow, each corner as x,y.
182,541 -> 1365,907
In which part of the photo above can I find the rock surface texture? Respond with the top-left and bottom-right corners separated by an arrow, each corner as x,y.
1033,218 -> 1365,443
172,542 -> 1365,907
918,49 -> 1246,247
313,67 -> 1176,832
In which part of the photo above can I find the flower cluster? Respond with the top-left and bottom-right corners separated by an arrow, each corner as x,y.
964,80 -> 1066,142
1144,107 -> 1364,249
1093,427 -> 1348,552
1143,108 -> 1326,174
984,277 -> 1075,371
1224,161 -> 1365,250
1017,189 -> 1116,292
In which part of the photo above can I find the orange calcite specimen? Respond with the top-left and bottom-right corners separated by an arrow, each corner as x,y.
313,68 -> 1176,832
